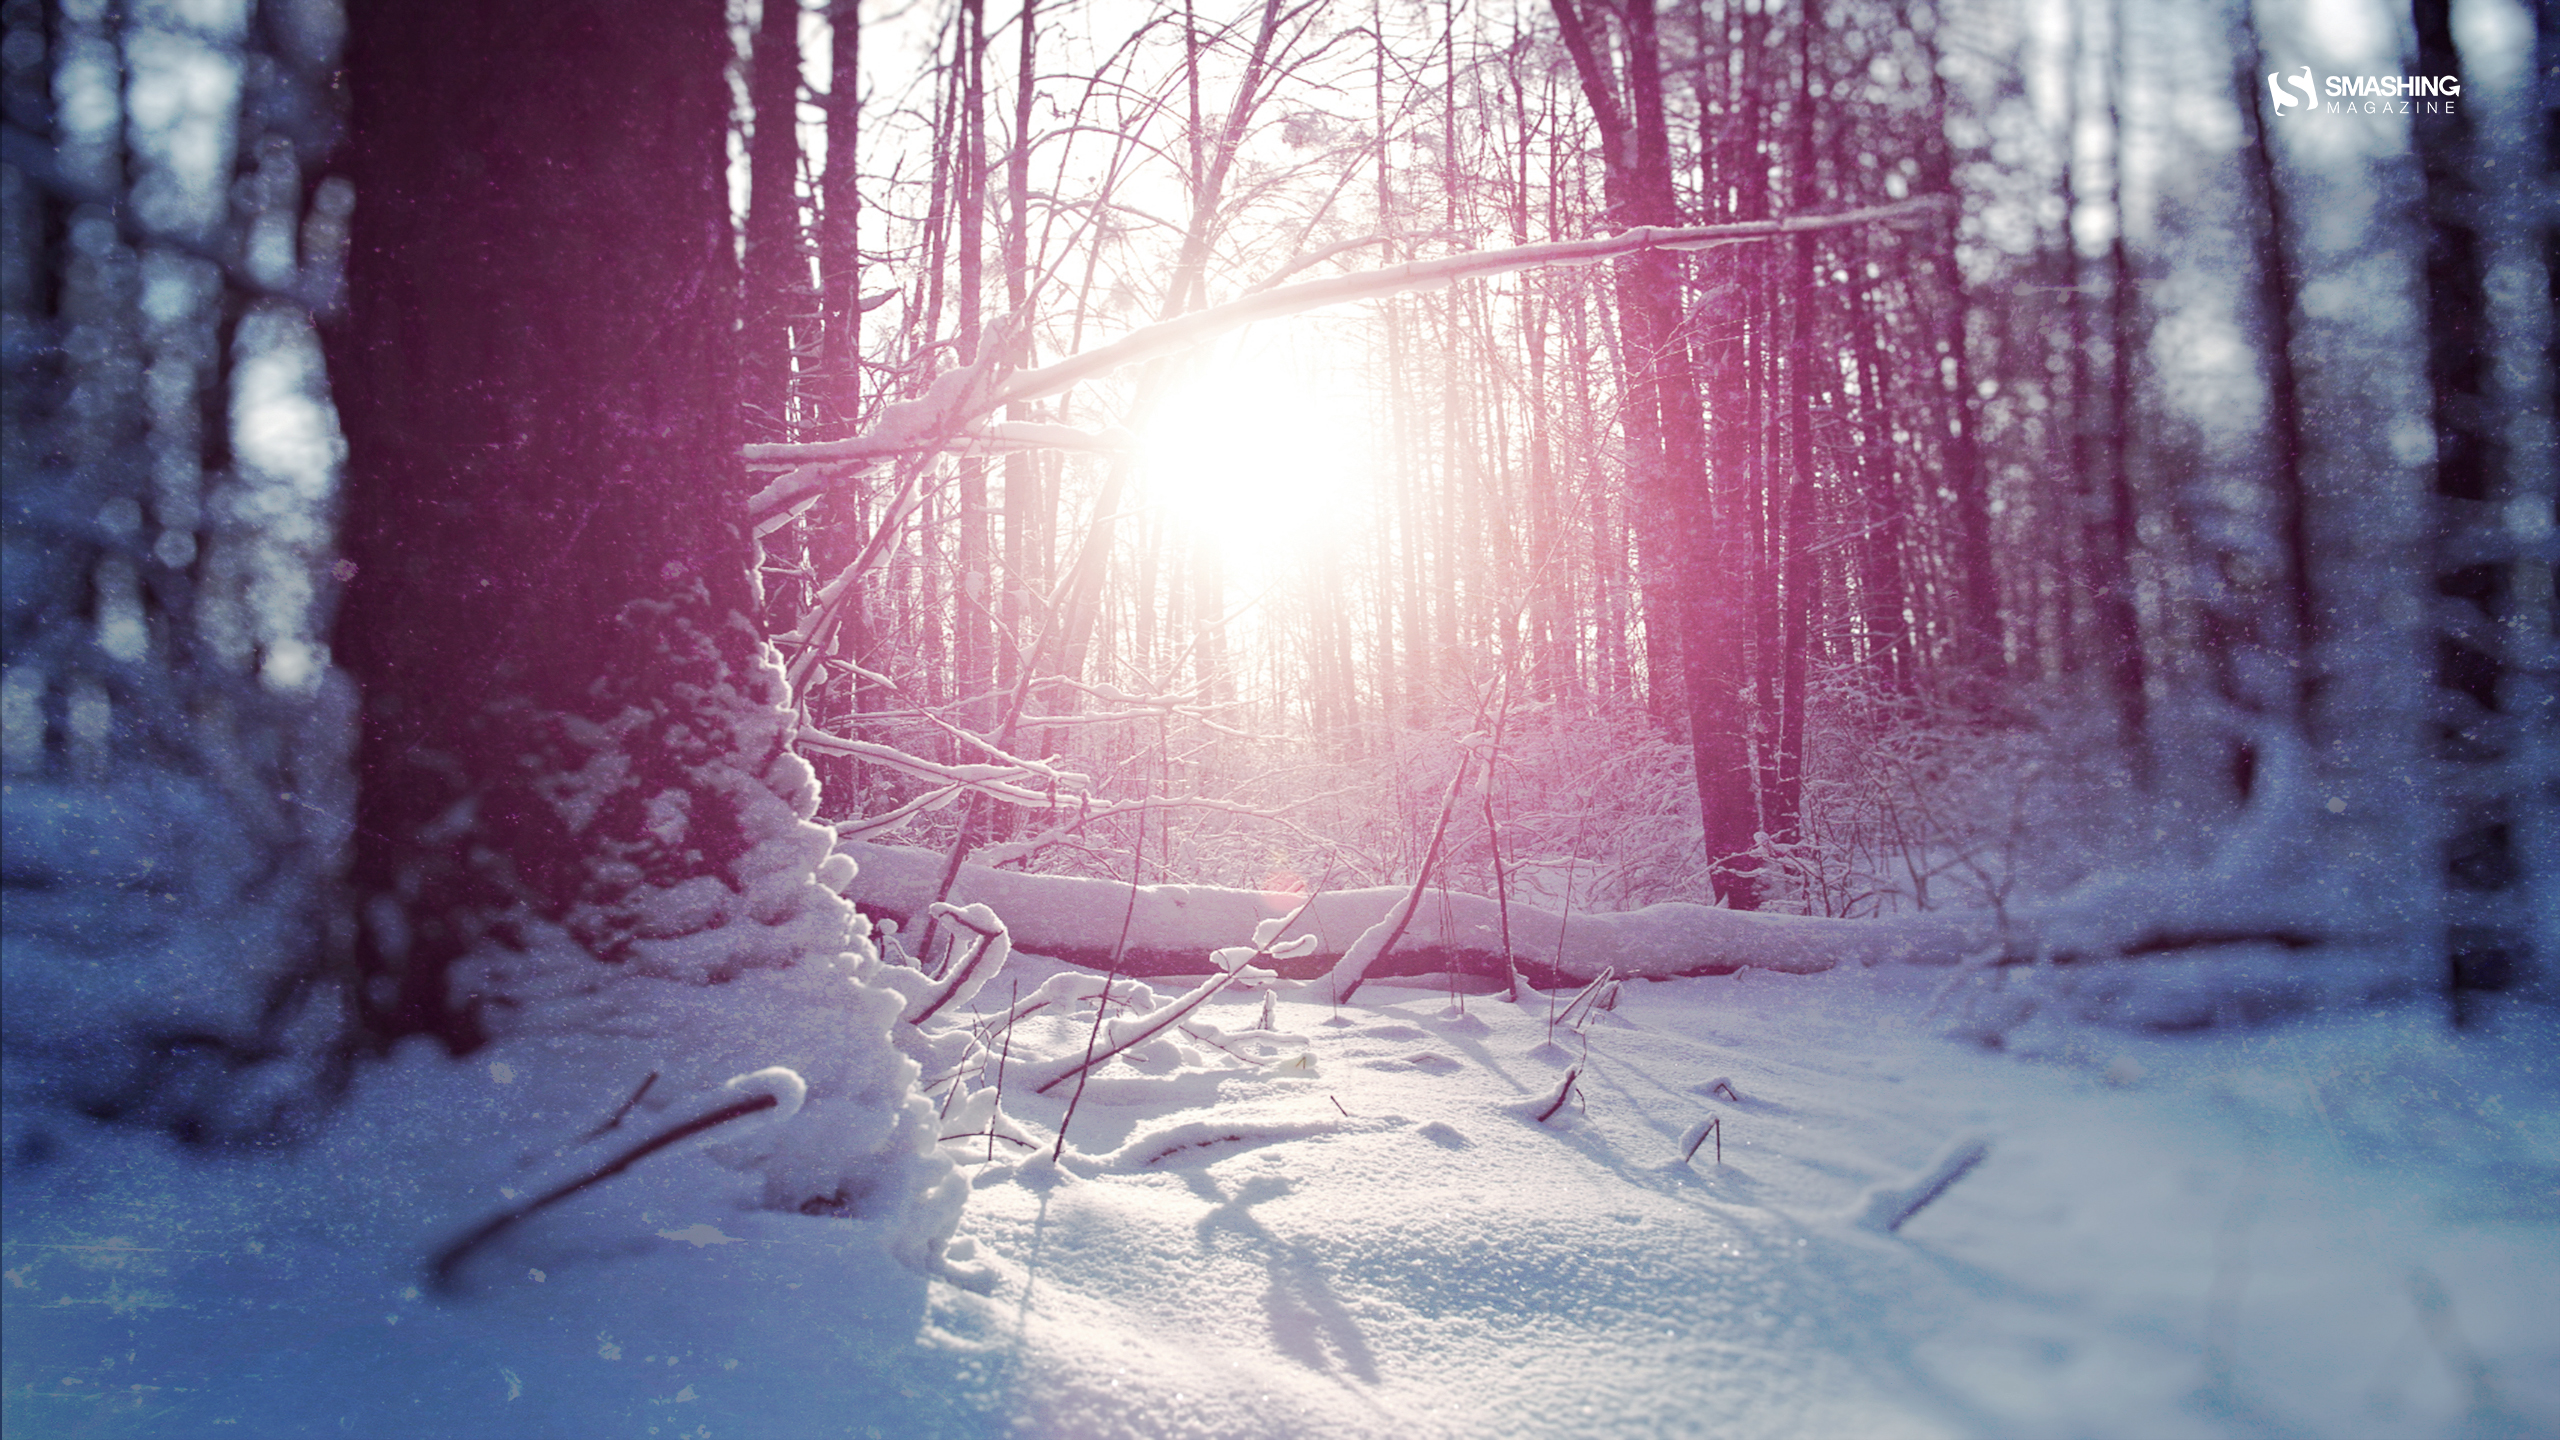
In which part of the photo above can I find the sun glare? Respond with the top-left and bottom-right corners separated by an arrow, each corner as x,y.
1137,328 -> 1371,577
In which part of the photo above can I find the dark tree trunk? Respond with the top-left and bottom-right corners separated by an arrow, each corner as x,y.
1914,1 -> 2004,676
327,0 -> 788,1049
2410,0 -> 2534,1022
955,0 -> 991,726
1550,0 -> 1758,905
742,0 -> 806,439
819,0 -> 862,430
2233,8 -> 2317,731
999,0 -> 1041,705
2097,0 -> 2150,785
809,0 -> 870,812
1772,0 -> 1820,846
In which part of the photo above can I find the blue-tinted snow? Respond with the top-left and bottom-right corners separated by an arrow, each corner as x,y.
8,956 -> 2554,1438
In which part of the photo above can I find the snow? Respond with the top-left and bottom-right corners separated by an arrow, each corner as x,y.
839,837 -> 1996,981
9,954 -> 2554,1438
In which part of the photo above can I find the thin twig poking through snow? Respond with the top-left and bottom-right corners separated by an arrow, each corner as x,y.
426,1069 -> 807,1291
1330,752 -> 1473,1005
905,902 -> 1011,1025
1855,1136 -> 1992,1234
989,979 -> 1018,1164
1480,675 -> 1522,1002
1552,967 -> 1619,1038
1054,805 -> 1150,1162
580,1072 -> 658,1141
1032,894 -> 1323,1098
1533,1068 -> 1581,1124
1681,1114 -> 1722,1166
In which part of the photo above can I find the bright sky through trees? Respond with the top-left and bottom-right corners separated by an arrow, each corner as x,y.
1139,326 -> 1374,580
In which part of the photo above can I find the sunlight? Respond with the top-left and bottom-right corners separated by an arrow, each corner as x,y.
1136,325 -> 1372,578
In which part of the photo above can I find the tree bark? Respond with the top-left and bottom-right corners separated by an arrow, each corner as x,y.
327,0 -> 808,1047
742,0 -> 806,439
1548,0 -> 1758,905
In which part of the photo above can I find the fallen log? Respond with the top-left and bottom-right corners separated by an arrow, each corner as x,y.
840,840 -> 1988,984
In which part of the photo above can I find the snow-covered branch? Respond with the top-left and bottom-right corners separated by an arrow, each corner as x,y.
792,725 -> 1082,799
737,196 -> 1951,521
994,196 -> 1952,409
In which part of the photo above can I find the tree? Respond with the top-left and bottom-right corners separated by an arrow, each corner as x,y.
1546,0 -> 1759,906
2409,0 -> 2549,1021
742,0 -> 810,439
322,0 -> 957,1263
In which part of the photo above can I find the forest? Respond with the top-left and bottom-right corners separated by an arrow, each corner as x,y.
1,0 -> 2553,1434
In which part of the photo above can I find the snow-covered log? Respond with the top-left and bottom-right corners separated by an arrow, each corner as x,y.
841,839 -> 1986,983
840,837 -> 2414,989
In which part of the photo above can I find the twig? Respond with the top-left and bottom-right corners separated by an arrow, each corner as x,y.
943,1130 -> 1039,1153
989,979 -> 1019,1163
1178,1021 -> 1272,1067
1334,752 -> 1472,1005
1552,966 -> 1618,1036
428,1092 -> 781,1290
1857,1137 -> 1992,1234
1480,673 -> 1522,1002
579,1071 -> 659,1141
1055,803 -> 1147,1162
907,902 -> 1011,1025
1681,1114 -> 1722,1166
1037,892 -> 1321,1097
1533,1068 -> 1580,1124
1549,809 -> 1593,1024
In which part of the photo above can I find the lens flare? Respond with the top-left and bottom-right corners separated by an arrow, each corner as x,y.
1137,328 -> 1371,581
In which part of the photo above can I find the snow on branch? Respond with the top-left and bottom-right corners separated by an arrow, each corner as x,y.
1022,904 -> 1321,1097
995,196 -> 1953,410
745,419 -> 1134,474
841,837 -> 1993,982
902,901 -> 1013,1026
739,196 -> 1950,520
792,725 -> 1082,802
1855,1136 -> 1992,1234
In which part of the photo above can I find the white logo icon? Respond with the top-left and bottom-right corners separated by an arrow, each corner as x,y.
2267,65 -> 2317,117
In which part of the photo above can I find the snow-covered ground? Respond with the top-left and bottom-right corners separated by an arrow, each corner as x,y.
7,960 -> 2555,1438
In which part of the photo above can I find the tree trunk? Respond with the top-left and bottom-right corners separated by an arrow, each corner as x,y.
1549,0 -> 1757,905
2410,0 -> 2541,1021
820,0 -> 862,430
2097,0 -> 2150,784
324,0 -> 957,1262
1772,0 -> 1821,848
742,0 -> 806,439
2233,9 -> 2317,731
331,0 -> 807,1044
1915,1 -> 2004,676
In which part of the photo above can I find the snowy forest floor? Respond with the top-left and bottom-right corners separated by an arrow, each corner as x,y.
6,961 -> 2556,1439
